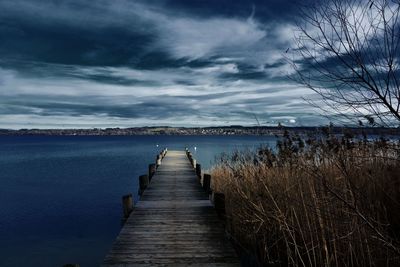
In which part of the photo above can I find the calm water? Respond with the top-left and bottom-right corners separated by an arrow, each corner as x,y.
0,135 -> 276,267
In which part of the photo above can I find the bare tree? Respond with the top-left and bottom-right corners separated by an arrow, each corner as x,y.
291,0 -> 400,127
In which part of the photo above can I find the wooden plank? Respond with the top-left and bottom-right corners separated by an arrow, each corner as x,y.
102,150 -> 239,266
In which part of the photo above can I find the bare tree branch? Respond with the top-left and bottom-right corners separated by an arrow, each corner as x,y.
290,0 -> 400,127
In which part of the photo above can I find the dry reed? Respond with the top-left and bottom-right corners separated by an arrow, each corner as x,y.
211,130 -> 400,266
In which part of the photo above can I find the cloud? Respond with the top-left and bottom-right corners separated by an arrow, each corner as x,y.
0,0 -> 331,128
155,17 -> 266,60
0,60 -> 324,128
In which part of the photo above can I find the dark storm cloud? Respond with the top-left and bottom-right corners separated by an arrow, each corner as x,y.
0,0 -> 327,128
0,0 -> 301,66
0,1 -> 156,66
160,0 -> 305,22
0,94 -> 196,119
0,60 -> 163,86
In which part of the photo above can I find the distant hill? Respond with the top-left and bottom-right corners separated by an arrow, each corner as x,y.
0,126 -> 399,136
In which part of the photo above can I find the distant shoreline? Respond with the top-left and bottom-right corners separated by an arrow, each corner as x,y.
0,126 -> 399,136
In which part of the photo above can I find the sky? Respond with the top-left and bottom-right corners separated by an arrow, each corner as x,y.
0,0 -> 325,129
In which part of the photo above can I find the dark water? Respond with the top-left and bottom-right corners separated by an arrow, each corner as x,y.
0,135 -> 276,267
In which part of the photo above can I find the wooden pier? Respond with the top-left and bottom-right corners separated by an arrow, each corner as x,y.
103,150 -> 239,266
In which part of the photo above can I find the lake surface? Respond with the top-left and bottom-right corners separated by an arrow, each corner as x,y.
0,135 -> 277,267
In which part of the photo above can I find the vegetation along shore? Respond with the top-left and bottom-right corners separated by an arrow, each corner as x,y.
210,129 -> 400,266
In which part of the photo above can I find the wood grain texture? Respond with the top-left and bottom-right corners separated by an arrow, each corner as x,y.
103,150 -> 239,267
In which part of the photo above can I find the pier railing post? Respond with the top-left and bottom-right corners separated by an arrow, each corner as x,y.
122,194 -> 133,219
203,174 -> 211,193
148,163 -> 156,180
214,192 -> 226,220
196,163 -> 201,179
192,158 -> 196,169
139,175 -> 149,196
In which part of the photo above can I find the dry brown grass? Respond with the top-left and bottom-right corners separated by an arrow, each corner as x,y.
211,131 -> 400,266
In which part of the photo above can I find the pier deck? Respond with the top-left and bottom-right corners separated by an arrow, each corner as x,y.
103,150 -> 239,266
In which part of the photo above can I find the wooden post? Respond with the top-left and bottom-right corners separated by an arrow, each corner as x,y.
148,163 -> 156,180
203,174 -> 211,193
214,192 -> 225,219
196,163 -> 201,178
122,194 -> 133,218
139,175 -> 149,196
192,159 -> 196,169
